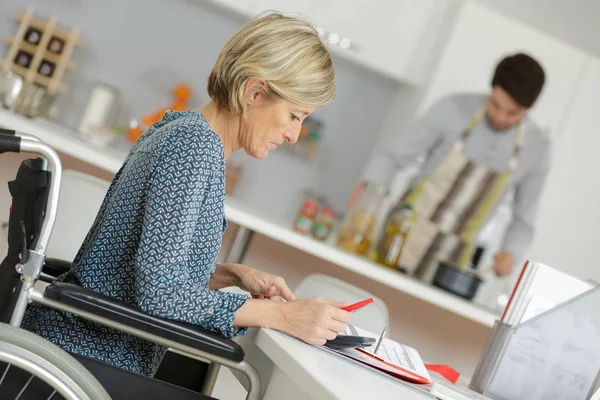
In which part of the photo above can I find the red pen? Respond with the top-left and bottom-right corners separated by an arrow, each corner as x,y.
342,297 -> 375,313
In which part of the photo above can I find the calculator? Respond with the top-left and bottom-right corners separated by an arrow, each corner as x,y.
324,335 -> 377,350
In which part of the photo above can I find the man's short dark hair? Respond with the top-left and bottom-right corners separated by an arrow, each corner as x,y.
492,53 -> 545,108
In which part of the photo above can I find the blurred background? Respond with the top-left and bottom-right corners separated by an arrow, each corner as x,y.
1,0 -> 599,383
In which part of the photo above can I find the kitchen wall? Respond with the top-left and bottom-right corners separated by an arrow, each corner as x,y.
0,0 -> 400,219
475,0 -> 600,59
525,57 -> 600,281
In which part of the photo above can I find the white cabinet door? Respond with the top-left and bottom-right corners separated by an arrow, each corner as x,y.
305,0 -> 441,82
526,56 -> 600,279
417,1 -> 588,140
250,0 -> 446,84
209,0 -> 453,84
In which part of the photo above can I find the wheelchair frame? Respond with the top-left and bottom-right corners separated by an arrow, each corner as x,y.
1,130 -> 260,400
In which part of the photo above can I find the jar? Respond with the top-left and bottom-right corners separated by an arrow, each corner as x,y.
377,204 -> 415,269
78,82 -> 119,138
293,197 -> 320,235
312,207 -> 336,241
336,182 -> 387,255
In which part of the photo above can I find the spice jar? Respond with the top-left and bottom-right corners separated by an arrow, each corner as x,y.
336,182 -> 387,255
312,207 -> 336,241
304,122 -> 323,161
293,196 -> 320,235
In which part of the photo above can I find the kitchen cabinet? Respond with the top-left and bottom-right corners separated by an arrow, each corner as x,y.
252,0 -> 311,16
301,0 -> 443,84
416,1 -> 588,140
210,0 -> 456,85
206,0 -> 255,15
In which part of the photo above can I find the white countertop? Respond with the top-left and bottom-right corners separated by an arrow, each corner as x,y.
0,108 -> 499,327
253,328 -> 435,400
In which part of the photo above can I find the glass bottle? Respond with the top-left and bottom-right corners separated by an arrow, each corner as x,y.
336,182 -> 387,255
377,204 -> 415,269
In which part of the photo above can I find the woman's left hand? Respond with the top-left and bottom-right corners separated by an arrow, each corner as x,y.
226,264 -> 296,301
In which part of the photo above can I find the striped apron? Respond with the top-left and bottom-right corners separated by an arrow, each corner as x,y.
397,108 -> 525,282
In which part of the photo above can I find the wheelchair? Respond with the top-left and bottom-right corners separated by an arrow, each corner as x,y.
0,129 -> 260,399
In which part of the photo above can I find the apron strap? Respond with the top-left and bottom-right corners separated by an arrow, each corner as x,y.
456,107 -> 486,149
509,121 -> 526,171
459,106 -> 526,171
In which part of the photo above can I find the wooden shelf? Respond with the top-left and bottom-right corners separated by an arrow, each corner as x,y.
3,7 -> 81,95
3,37 -> 76,69
14,12 -> 85,46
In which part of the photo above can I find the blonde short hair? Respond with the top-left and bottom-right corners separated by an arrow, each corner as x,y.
208,12 -> 335,115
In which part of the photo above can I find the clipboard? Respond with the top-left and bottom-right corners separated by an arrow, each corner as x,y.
268,328 -> 436,398
332,324 -> 433,385
331,347 -> 432,384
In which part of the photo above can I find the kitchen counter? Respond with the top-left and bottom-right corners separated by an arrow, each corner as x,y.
0,108 -> 499,328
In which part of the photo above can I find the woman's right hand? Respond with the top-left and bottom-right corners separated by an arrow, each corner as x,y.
276,297 -> 351,345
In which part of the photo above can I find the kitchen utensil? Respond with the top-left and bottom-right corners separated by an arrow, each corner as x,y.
325,335 -> 376,350
78,82 -> 119,137
432,262 -> 482,300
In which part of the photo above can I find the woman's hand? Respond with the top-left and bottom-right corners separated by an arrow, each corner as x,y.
238,265 -> 296,301
277,297 -> 350,345
233,296 -> 350,345
212,263 -> 295,301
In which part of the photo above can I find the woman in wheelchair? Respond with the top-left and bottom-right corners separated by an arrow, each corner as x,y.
21,12 -> 350,379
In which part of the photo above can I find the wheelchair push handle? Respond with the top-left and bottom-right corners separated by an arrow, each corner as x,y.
0,127 -> 17,135
0,128 -> 62,255
0,129 -> 21,153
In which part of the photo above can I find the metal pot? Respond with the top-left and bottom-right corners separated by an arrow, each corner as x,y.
432,262 -> 483,300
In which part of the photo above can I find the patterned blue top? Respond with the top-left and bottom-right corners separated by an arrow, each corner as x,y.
23,110 -> 249,376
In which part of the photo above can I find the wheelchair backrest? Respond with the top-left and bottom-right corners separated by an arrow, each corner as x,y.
0,157 -> 49,322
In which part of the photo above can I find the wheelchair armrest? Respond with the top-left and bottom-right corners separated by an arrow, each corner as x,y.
43,258 -> 72,277
44,283 -> 245,363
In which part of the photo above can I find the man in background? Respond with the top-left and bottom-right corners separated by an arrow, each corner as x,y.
360,53 -> 551,280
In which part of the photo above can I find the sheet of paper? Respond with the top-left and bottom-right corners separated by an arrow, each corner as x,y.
502,261 -> 536,325
340,324 -> 431,383
503,262 -> 594,325
515,263 -> 593,324
488,284 -> 600,400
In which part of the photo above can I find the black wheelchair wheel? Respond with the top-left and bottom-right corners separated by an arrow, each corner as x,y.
0,322 -> 110,400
